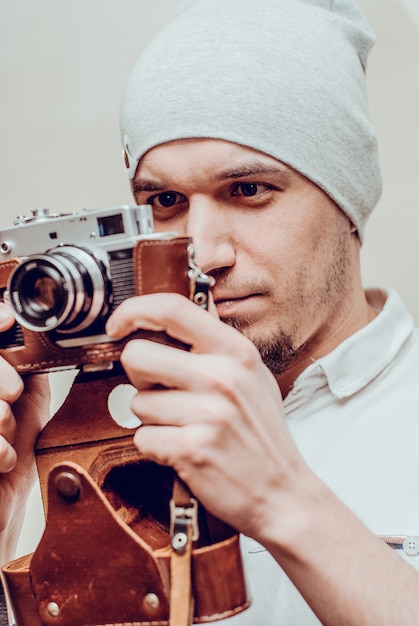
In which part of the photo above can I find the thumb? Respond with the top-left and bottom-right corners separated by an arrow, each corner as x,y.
0,303 -> 15,332
12,375 -> 51,477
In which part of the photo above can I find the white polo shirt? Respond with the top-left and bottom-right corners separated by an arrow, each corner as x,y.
225,288 -> 419,625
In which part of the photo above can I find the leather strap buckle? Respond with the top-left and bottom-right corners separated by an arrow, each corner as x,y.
188,243 -> 215,309
170,491 -> 199,553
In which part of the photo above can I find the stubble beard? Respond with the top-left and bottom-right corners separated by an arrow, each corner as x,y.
221,315 -> 303,375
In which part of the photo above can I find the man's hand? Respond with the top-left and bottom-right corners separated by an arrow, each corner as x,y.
0,303 -> 51,564
106,293 -> 306,543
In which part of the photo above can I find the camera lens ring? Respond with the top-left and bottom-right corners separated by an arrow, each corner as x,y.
47,246 -> 108,333
7,255 -> 77,331
7,245 -> 109,333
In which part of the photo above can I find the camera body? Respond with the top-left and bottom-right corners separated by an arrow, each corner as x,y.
0,205 -> 198,374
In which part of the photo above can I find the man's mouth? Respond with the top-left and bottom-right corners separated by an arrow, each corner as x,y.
214,293 -> 258,318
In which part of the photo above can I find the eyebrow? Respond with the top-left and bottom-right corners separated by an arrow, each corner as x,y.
213,162 -> 294,181
132,178 -> 167,195
132,161 -> 294,195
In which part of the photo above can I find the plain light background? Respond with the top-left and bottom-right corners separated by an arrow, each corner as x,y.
0,0 -> 417,556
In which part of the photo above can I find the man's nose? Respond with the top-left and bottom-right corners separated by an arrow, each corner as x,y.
185,196 -> 236,275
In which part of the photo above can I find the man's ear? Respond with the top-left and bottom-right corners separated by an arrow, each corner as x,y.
349,221 -> 362,246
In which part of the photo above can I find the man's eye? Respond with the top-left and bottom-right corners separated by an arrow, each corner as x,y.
232,183 -> 263,197
148,191 -> 186,208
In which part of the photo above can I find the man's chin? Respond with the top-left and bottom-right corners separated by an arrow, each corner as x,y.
220,314 -> 252,332
221,316 -> 300,376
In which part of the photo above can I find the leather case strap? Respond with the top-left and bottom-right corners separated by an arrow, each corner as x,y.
169,479 -> 196,626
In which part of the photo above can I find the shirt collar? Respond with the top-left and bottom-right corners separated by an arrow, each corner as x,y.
293,288 -> 414,400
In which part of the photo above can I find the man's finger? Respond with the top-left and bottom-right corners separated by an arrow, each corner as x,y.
0,400 -> 16,445
121,338 -> 238,392
0,303 -> 16,332
0,436 -> 17,473
0,359 -> 23,404
106,293 -> 245,355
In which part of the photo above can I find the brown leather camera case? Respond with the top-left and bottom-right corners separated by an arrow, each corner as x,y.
1,237 -> 250,625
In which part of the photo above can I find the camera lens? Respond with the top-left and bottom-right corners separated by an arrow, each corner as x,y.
32,276 -> 61,311
7,246 -> 110,333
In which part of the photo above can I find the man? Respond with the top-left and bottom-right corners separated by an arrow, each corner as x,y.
1,0 -> 419,624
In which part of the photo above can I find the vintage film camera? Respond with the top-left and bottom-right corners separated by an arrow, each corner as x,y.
0,205 -> 211,373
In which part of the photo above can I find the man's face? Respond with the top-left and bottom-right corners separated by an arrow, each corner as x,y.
133,139 -> 357,375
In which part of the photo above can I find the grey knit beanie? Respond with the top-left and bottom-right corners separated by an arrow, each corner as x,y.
120,0 -> 382,241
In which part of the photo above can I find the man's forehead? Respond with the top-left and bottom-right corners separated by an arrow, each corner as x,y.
135,138 -> 294,182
